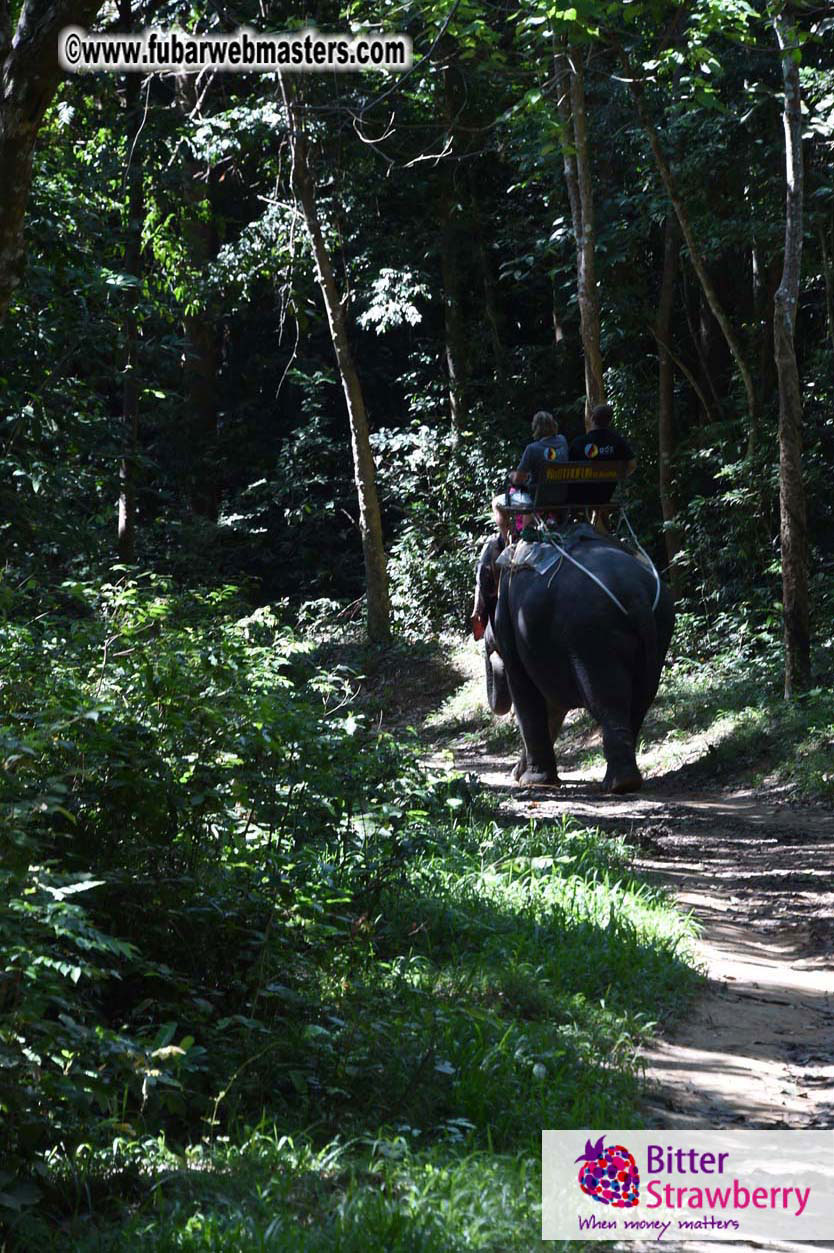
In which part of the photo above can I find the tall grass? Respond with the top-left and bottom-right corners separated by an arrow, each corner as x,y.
17,813 -> 698,1251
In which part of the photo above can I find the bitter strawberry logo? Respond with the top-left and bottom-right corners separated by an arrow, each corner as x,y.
576,1135 -> 640,1208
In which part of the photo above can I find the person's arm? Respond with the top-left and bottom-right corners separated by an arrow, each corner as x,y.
471,569 -> 488,639
625,458 -> 636,477
510,445 -> 534,486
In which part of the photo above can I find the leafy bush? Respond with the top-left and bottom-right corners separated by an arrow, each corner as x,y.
0,574 -> 456,1206
373,423 -> 508,636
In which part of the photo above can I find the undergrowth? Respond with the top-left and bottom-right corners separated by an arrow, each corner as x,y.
639,608 -> 834,799
0,572 -> 698,1249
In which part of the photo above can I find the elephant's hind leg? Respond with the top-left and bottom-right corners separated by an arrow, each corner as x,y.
572,655 -> 642,794
506,664 -> 560,786
548,705 -> 567,742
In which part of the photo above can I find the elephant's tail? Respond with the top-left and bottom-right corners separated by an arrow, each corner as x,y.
635,586 -> 662,706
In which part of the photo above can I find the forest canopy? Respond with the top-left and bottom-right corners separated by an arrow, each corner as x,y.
0,0 -> 830,657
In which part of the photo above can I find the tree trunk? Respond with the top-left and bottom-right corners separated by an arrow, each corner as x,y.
626,65 -> 758,450
117,0 -> 141,562
753,253 -> 782,435
0,0 -> 104,320
568,50 -> 605,423
680,263 -> 723,426
555,44 -> 605,428
554,47 -> 581,249
773,16 -> 810,697
552,283 -> 565,346
439,56 -> 468,431
656,214 -> 681,590
439,185 -> 467,431
177,75 -> 220,521
280,76 -> 391,643
819,220 -> 834,359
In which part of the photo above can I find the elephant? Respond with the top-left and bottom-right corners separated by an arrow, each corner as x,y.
482,524 -> 674,794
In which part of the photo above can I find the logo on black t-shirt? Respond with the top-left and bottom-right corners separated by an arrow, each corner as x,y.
584,442 -> 615,459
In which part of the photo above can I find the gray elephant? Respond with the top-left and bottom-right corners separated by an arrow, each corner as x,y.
482,524 -> 674,793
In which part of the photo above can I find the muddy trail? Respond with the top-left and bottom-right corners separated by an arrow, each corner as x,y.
451,741 -> 834,1250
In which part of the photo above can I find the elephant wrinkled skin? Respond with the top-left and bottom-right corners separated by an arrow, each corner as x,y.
488,527 -> 674,794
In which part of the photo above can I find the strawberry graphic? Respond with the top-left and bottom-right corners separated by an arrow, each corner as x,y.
576,1135 -> 639,1208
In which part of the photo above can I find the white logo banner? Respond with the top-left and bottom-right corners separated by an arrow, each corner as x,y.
542,1129 -> 834,1241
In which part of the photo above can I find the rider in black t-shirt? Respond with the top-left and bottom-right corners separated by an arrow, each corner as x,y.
568,403 -> 636,506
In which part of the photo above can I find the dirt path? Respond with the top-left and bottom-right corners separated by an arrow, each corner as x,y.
413,639 -> 834,1249
449,743 -> 834,1250
451,740 -> 834,1134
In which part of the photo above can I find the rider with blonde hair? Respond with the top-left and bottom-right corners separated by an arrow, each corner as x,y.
474,412 -> 569,638
510,411 -> 569,490
490,410 -> 569,543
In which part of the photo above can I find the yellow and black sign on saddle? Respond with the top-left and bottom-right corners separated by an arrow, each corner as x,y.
501,459 -> 631,518
495,463 -> 661,615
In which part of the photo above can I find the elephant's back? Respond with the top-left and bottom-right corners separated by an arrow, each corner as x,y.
499,533 -> 672,650
496,534 -> 673,720
531,535 -> 659,622
577,542 -> 675,654
573,538 -> 659,612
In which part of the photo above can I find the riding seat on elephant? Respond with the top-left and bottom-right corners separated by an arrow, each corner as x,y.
480,523 -> 674,794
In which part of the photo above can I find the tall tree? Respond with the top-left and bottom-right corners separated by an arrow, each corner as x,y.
280,75 -> 391,643
117,0 -> 143,562
555,42 -> 605,427
655,213 -> 681,590
438,43 -> 468,433
625,58 -> 759,450
772,11 -> 810,696
0,0 -> 104,320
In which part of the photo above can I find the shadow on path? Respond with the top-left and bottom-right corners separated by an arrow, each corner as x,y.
450,739 -> 834,1138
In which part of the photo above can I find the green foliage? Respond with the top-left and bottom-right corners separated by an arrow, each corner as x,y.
357,267 -> 430,333
0,575 -> 452,1201
7,776 -> 697,1244
216,406 -> 365,601
374,423 -> 507,636
19,1132 -> 540,1252
3,0 -> 834,1237
0,565 -> 700,1240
